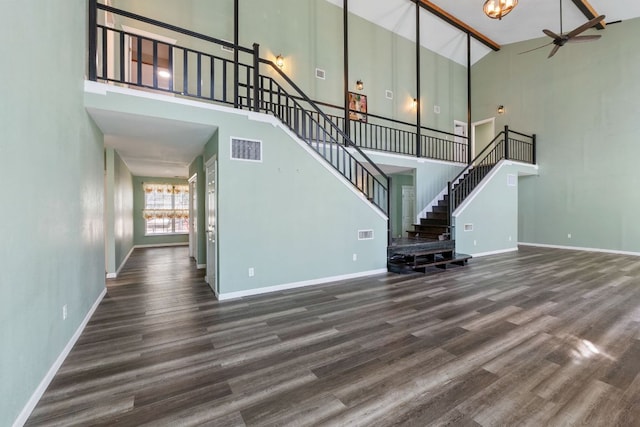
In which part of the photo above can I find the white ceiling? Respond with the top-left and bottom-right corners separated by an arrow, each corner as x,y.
327,0 -> 640,65
88,108 -> 216,178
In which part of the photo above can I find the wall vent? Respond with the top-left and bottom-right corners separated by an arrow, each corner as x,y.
315,68 -> 326,80
385,90 -> 393,100
507,174 -> 517,187
358,229 -> 374,240
464,224 -> 473,232
231,137 -> 262,162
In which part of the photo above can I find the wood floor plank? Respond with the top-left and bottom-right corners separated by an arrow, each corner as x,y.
24,245 -> 640,426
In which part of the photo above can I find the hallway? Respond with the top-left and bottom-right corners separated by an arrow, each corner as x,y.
26,246 -> 640,426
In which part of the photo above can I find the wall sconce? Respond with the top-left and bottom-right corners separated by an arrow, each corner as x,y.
412,98 -> 418,109
275,54 -> 284,68
356,80 -> 364,91
497,105 -> 505,114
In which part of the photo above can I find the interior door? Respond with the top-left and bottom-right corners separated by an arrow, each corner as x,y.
205,158 -> 217,295
401,186 -> 416,238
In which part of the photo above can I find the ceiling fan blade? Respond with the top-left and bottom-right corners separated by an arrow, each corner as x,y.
567,15 -> 606,38
567,35 -> 602,43
518,42 -> 553,55
548,44 -> 561,58
543,29 -> 561,40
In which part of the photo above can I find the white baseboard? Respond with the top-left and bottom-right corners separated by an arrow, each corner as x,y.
518,242 -> 640,257
469,247 -> 519,257
197,264 -> 206,269
13,287 -> 107,427
134,243 -> 188,249
217,268 -> 388,301
105,245 -> 136,279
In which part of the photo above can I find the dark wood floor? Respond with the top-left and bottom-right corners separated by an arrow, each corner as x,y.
26,246 -> 640,426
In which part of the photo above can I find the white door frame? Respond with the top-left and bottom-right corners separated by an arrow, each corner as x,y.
453,120 -> 468,163
120,25 -> 177,86
401,185 -> 416,239
188,173 -> 198,261
471,117 -> 496,160
205,156 -> 218,297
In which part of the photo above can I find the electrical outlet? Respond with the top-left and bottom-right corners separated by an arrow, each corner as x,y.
352,253 -> 357,261
434,105 -> 441,114
248,267 -> 255,277
509,236 -> 512,241
473,240 -> 477,246
567,233 -> 572,239
62,305 -> 67,320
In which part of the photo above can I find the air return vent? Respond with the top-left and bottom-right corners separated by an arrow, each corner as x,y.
507,174 -> 517,187
464,224 -> 473,232
358,229 -> 374,240
315,68 -> 326,80
231,137 -> 262,162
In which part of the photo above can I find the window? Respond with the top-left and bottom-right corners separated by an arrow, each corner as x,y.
142,184 -> 189,235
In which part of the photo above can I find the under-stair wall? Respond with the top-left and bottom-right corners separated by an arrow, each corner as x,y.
453,160 -> 537,256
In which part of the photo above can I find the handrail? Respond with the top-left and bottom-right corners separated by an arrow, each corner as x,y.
90,1 -> 389,216
96,3 -> 252,54
259,58 -> 388,181
447,126 -> 535,233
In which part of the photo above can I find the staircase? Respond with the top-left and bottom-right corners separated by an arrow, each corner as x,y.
388,127 -> 536,274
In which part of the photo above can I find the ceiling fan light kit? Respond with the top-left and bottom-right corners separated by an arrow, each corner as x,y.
483,0 -> 518,20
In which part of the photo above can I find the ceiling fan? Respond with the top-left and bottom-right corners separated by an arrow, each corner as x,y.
520,0 -> 605,58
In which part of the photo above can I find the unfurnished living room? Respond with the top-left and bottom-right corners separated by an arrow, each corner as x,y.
2,0 -> 640,426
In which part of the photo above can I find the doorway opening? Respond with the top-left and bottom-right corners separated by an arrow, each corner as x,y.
471,117 -> 496,162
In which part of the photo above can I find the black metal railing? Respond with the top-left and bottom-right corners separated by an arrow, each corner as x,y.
448,125 -> 536,230
89,1 -> 389,215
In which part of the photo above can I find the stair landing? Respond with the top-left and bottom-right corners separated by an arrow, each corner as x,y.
387,237 -> 471,274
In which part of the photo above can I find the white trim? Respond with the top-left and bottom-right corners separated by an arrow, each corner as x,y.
356,147 -> 466,167
13,288 -> 107,427
120,25 -> 177,45
518,242 -> 640,257
84,82 -> 387,220
468,247 -> 518,257
217,269 -> 388,301
105,245 -> 135,279
470,117 -> 495,160
453,160 -> 538,218
188,173 -> 197,183
134,242 -> 188,249
197,264 -> 206,269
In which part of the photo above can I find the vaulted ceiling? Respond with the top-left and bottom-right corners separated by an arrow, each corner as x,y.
326,0 -> 640,65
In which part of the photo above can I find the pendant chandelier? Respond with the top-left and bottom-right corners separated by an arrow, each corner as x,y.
483,0 -> 518,20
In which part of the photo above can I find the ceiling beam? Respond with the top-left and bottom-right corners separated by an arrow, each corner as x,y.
417,0 -> 500,51
570,0 -> 606,29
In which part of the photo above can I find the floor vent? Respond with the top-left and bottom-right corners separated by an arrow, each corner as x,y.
358,229 -> 374,240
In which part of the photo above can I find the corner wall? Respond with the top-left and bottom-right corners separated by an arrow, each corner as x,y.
472,18 -> 640,253
0,1 -> 106,425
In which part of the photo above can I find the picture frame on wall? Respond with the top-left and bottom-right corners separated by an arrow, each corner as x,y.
348,92 -> 367,123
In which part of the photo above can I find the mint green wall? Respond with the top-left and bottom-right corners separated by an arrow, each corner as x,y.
364,153 -> 464,218
0,1 -> 106,425
454,162 -> 537,256
210,116 -> 388,294
188,155 -> 207,265
113,150 -> 134,268
132,176 -> 189,246
108,0 -> 467,129
472,18 -> 640,253
105,148 -> 134,274
105,149 -> 116,273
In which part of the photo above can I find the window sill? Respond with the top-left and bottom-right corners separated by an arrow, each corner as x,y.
144,232 -> 188,237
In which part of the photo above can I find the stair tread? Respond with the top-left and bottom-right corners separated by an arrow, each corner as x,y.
413,253 -> 472,268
